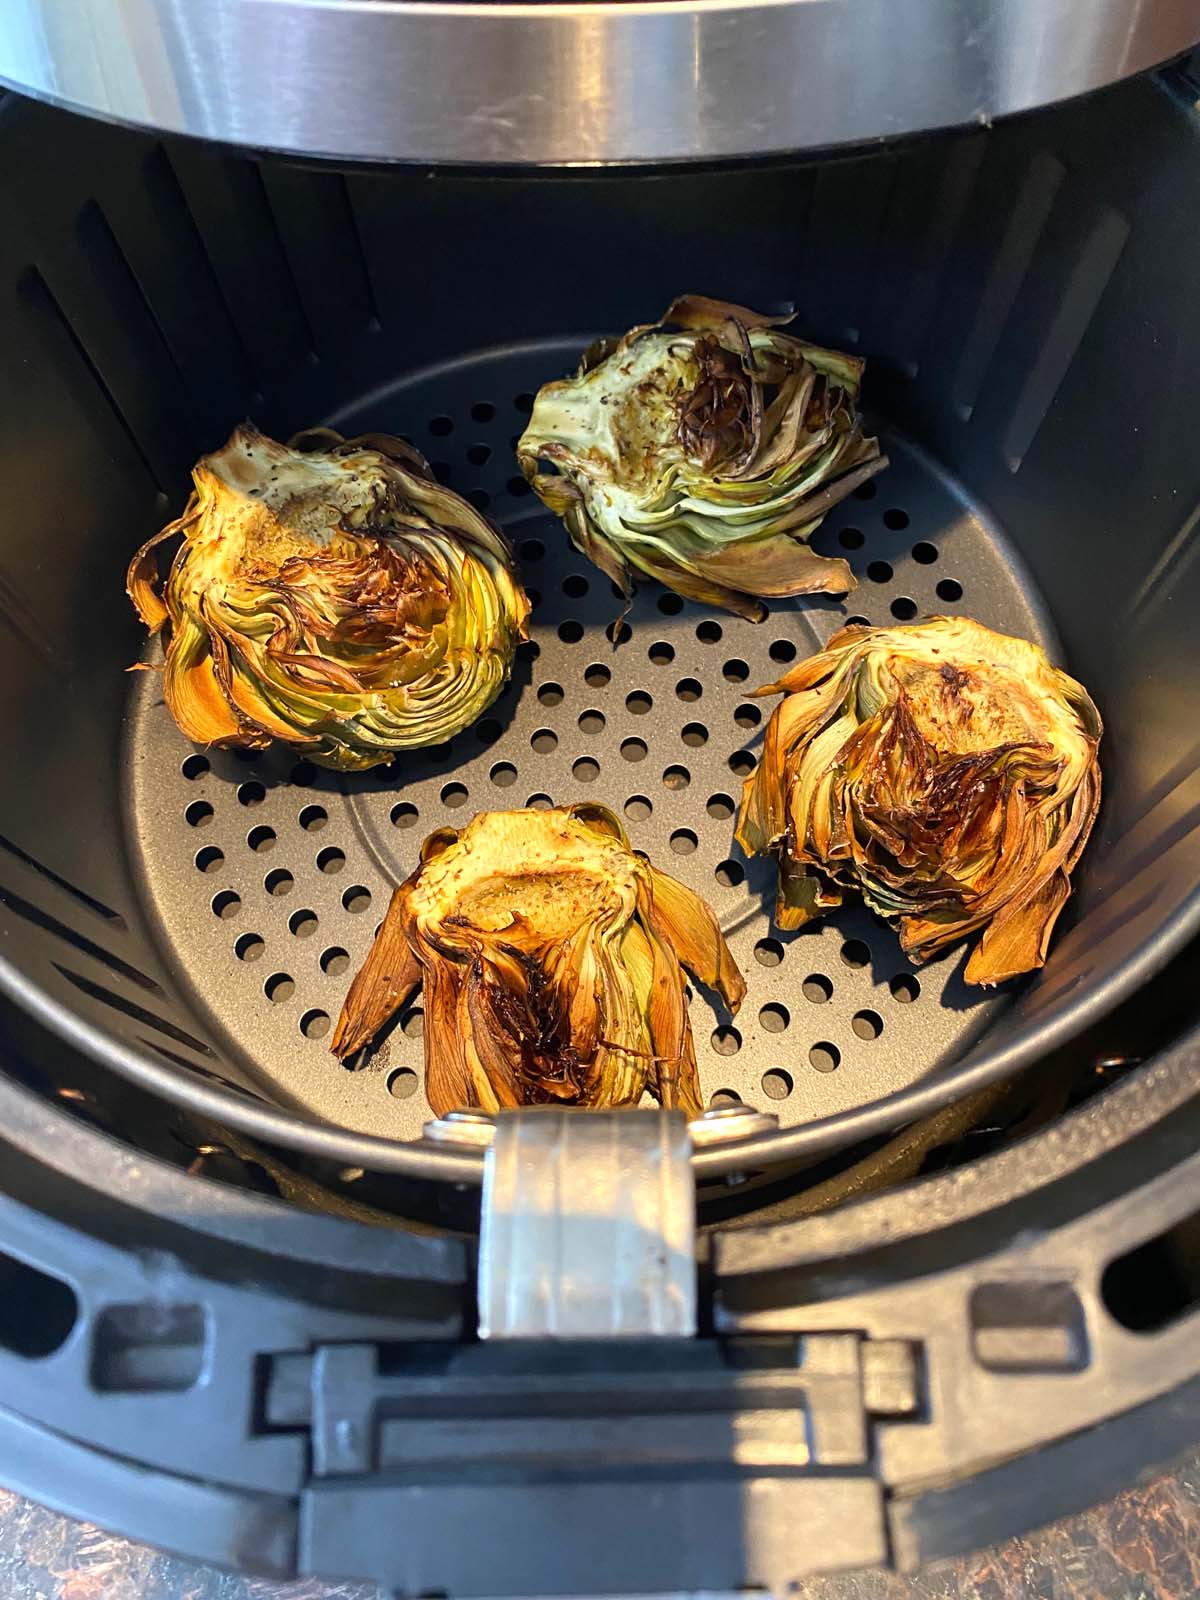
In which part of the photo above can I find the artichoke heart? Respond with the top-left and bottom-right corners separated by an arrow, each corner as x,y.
127,425 -> 530,770
736,617 -> 1102,986
517,294 -> 888,621
331,804 -> 745,1117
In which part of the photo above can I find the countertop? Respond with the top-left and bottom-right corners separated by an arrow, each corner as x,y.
2,1451 -> 1198,1600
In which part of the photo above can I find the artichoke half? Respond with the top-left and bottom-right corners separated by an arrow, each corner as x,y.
331,804 -> 745,1117
736,617 -> 1102,986
517,295 -> 888,621
127,425 -> 530,771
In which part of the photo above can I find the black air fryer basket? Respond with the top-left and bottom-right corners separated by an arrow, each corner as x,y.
0,31 -> 1199,1595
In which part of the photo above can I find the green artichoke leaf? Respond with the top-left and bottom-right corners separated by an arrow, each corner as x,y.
518,296 -> 888,618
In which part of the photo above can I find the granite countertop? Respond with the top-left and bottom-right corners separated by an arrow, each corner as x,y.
2,1452 -> 1198,1600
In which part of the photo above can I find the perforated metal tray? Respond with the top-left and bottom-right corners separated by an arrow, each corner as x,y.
125,338 -> 1054,1143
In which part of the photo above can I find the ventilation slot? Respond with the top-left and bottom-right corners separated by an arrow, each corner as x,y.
0,1253 -> 78,1358
0,833 -> 124,925
0,884 -> 161,992
91,1303 -> 207,1393
1102,1210 -> 1200,1333
953,152 -> 1065,421
18,266 -> 162,493
1003,208 -> 1129,472
54,964 -> 214,1055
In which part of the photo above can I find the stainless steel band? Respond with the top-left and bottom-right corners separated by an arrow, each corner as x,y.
1,0 -> 1199,167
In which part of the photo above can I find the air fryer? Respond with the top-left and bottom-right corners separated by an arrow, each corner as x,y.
0,8 -> 1198,1592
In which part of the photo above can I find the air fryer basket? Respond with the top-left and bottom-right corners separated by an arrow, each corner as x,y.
1,71 -> 1198,1184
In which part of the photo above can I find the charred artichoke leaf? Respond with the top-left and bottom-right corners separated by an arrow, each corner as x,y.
517,295 -> 887,620
127,424 -> 530,771
331,805 -> 745,1116
735,616 -> 1102,986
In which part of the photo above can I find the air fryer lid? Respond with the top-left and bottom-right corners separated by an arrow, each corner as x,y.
1,0 -> 1198,165
0,72 -> 1198,1184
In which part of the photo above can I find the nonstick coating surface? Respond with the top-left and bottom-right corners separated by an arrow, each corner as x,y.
125,338 -> 1056,1141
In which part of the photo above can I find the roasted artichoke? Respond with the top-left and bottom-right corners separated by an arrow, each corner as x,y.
736,617 -> 1102,986
517,295 -> 887,620
127,425 -> 530,771
331,804 -> 745,1116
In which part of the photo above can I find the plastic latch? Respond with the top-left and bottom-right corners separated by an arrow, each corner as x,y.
477,1108 -> 696,1339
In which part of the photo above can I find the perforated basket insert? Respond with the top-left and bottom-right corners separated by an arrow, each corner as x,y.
0,75 -> 1198,1167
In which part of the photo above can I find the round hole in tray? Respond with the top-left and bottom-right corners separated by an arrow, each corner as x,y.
890,974 -> 920,1003
626,691 -> 653,715
711,1025 -> 742,1057
649,641 -> 675,666
321,947 -> 349,976
755,938 -> 783,967
803,973 -> 833,1003
289,909 -> 318,939
762,1068 -> 794,1100
388,1068 -> 420,1100
852,1009 -> 884,1040
809,1042 -> 841,1073
662,764 -> 690,790
584,663 -> 611,689
706,793 -> 734,820
578,709 -> 606,734
301,1010 -> 331,1041
181,754 -> 209,781
624,795 -> 652,821
760,1003 -> 790,1033
318,847 -> 346,874
195,846 -> 223,874
723,658 -> 750,683
714,859 -> 744,888
300,804 -> 328,833
841,938 -> 870,968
